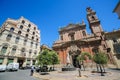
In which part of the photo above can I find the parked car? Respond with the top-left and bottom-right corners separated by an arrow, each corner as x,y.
7,63 -> 19,71
0,65 -> 6,72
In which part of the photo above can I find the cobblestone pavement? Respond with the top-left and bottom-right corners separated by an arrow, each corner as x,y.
33,66 -> 120,80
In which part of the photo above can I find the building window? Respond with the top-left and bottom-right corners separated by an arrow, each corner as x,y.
60,35 -> 63,40
0,58 -> 4,64
36,38 -> 38,42
32,36 -> 34,40
27,29 -> 30,32
0,45 -> 8,55
35,43 -> 38,49
33,32 -> 35,35
29,50 -> 32,57
22,20 -> 25,24
34,27 -> 36,30
71,34 -> 74,41
21,48 -> 25,56
20,25 -> 23,29
15,37 -> 20,43
82,31 -> 86,36
11,47 -> 16,55
8,59 -> 13,64
28,24 -> 31,27
31,42 -> 33,47
24,39 -> 27,45
34,51 -> 37,55
91,16 -> 95,20
18,31 -> 21,35
25,34 -> 28,38
6,34 -> 12,41
10,27 -> 14,32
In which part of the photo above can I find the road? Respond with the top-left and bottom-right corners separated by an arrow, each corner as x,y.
0,69 -> 39,80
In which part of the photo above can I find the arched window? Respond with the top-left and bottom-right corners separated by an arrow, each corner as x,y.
33,32 -> 35,35
31,42 -> 33,47
1,45 -> 8,55
32,36 -> 34,40
24,39 -> 27,45
6,34 -> 12,41
28,24 -> 31,27
35,43 -> 38,49
25,34 -> 28,37
36,38 -> 38,41
20,25 -> 23,29
34,51 -> 37,55
11,46 -> 17,55
15,37 -> 20,43
27,29 -> 30,32
10,27 -> 14,32
29,50 -> 32,57
34,27 -> 36,30
21,48 -> 25,56
82,31 -> 86,36
22,20 -> 25,24
18,31 -> 21,35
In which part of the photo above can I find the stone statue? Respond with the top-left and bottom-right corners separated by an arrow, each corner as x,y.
66,53 -> 71,66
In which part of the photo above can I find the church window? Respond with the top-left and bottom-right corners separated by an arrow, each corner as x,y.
60,35 -> 63,40
82,31 -> 86,36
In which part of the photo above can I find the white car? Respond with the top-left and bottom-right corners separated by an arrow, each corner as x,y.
0,65 -> 6,72
7,63 -> 19,71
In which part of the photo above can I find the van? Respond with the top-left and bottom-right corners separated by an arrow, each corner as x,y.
7,63 -> 19,71
0,65 -> 6,72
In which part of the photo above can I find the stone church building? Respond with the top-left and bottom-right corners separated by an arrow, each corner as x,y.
52,7 -> 116,67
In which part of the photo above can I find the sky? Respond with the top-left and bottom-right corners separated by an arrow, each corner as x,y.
0,0 -> 120,47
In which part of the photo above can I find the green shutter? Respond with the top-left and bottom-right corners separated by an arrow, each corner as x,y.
0,59 -> 3,64
8,59 -> 13,63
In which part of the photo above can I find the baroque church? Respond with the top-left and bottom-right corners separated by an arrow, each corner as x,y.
53,7 -> 119,67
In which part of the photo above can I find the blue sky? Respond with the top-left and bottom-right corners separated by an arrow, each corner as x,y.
0,0 -> 120,47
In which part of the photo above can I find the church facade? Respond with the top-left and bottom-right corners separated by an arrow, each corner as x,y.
52,7 -> 115,67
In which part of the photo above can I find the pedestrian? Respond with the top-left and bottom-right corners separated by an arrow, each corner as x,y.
30,66 -> 34,76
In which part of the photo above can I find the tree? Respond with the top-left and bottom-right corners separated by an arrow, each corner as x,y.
36,49 -> 59,71
49,51 -> 59,70
93,51 -> 108,76
77,52 -> 92,77
36,49 -> 51,66
77,52 -> 92,71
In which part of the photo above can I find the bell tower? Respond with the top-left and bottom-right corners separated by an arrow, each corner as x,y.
86,7 -> 103,36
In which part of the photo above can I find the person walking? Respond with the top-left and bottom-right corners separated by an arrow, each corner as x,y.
30,66 -> 34,76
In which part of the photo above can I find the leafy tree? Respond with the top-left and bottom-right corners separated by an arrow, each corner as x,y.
36,49 -> 59,71
77,52 -> 92,72
93,51 -> 108,76
36,49 -> 51,66
49,51 -> 59,70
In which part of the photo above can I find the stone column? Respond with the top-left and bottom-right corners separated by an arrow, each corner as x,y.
3,57 -> 8,65
14,57 -> 18,63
